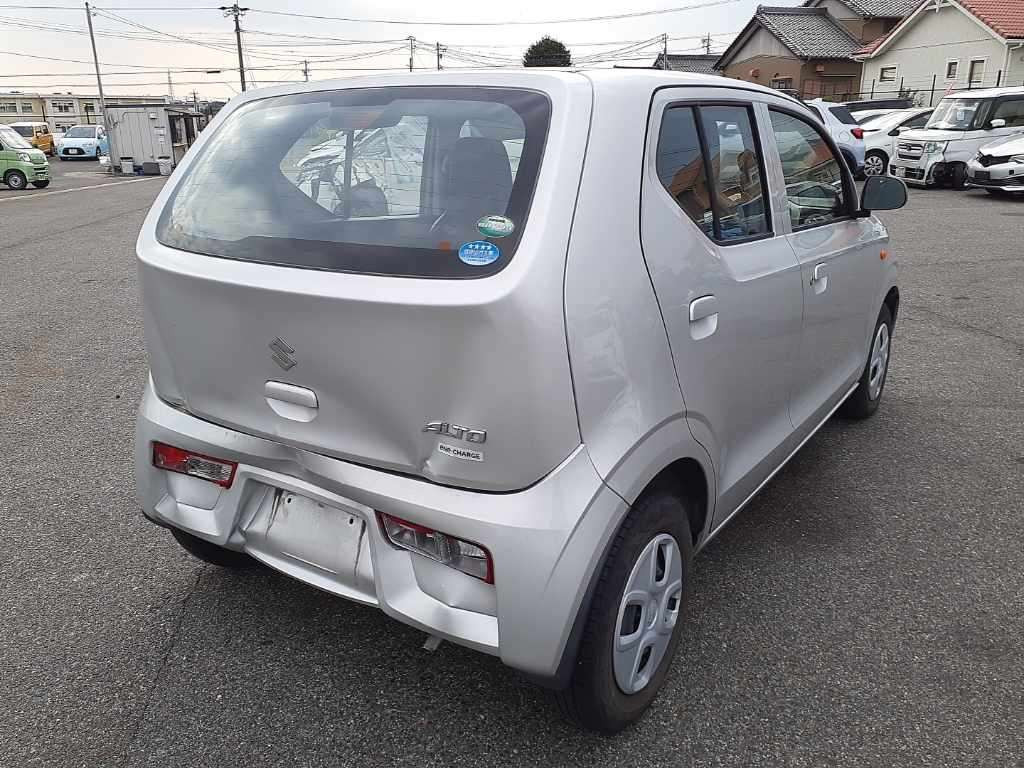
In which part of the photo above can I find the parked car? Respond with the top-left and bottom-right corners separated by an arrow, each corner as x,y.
57,124 -> 109,159
859,108 -> 933,177
0,124 -> 50,189
965,132 -> 1024,195
805,98 -> 866,175
8,121 -> 55,156
888,86 -> 1024,187
134,70 -> 906,732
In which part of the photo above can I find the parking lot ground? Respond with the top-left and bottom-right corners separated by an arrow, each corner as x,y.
1,181 -> 1022,767
0,156 -> 163,201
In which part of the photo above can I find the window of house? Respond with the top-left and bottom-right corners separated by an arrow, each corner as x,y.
770,77 -> 793,90
968,59 -> 985,86
945,60 -> 959,80
21,101 -> 34,113
83,102 -> 95,113
879,66 -> 898,83
52,100 -> 73,114
0,102 -> 17,113
656,106 -> 714,238
768,110 -> 848,230
655,105 -> 769,244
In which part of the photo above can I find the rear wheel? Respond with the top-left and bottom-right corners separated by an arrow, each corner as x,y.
863,150 -> 888,177
170,527 -> 253,568
31,180 -> 50,189
4,170 -> 27,190
838,304 -> 893,420
555,491 -> 693,733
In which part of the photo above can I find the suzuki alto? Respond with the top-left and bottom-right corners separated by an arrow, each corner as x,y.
135,70 -> 907,732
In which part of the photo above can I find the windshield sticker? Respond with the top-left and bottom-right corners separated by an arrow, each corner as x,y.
477,215 -> 515,238
438,442 -> 484,462
458,240 -> 500,266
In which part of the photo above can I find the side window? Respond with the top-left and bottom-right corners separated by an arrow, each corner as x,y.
991,98 -> 1024,128
697,105 -> 769,242
655,106 -> 713,238
904,112 -> 930,129
768,110 -> 848,230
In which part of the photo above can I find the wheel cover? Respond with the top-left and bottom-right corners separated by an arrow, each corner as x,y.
868,322 -> 890,400
864,154 -> 885,176
612,533 -> 683,694
9,173 -> 25,189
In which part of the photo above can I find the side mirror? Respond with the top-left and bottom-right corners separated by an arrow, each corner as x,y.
857,175 -> 907,216
888,127 -> 903,137
989,118 -> 1007,129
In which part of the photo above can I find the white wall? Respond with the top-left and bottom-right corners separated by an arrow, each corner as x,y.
731,27 -> 793,61
861,2 -> 1007,98
1006,44 -> 1024,88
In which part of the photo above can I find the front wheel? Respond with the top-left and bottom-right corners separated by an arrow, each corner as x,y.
950,163 -> 967,190
4,170 -> 27,190
838,304 -> 893,420
863,150 -> 888,177
31,180 -> 50,189
555,491 -> 693,732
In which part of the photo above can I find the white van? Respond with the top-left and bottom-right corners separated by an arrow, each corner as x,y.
889,86 -> 1024,187
134,70 -> 907,732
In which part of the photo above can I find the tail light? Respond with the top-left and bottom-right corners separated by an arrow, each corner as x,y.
851,127 -> 864,140
378,512 -> 493,583
152,442 -> 237,488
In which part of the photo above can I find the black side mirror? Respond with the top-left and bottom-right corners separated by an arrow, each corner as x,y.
856,175 -> 907,217
888,127 -> 902,137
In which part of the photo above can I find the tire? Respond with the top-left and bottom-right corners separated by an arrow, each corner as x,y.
838,304 -> 893,420
863,150 -> 888,177
170,527 -> 253,568
31,180 -> 50,189
985,189 -> 1011,197
555,491 -> 693,733
4,170 -> 27,190
57,154 -> 65,161
950,163 -> 967,190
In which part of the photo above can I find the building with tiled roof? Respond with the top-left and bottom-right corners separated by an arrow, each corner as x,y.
856,0 -> 1024,99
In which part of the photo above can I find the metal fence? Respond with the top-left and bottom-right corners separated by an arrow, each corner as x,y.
809,72 -> 1024,106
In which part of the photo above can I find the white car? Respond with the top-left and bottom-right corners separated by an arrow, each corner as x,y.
966,132 -> 1024,196
889,86 -> 1024,187
57,124 -> 108,160
852,108 -> 896,123
858,108 -> 933,177
805,99 -> 865,175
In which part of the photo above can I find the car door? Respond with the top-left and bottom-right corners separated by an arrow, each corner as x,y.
762,107 -> 884,433
640,90 -> 804,523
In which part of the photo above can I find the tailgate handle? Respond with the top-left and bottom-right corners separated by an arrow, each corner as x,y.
264,381 -> 318,409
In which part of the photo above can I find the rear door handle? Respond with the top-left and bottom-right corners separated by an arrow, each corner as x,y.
688,295 -> 719,340
811,262 -> 829,294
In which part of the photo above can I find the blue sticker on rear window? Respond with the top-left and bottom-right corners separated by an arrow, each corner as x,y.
458,240 -> 500,266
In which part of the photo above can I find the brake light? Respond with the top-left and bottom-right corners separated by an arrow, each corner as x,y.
378,512 -> 494,583
851,127 -> 864,140
152,442 -> 237,488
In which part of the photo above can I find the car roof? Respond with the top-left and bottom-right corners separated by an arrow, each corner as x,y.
9,121 -> 47,126
940,85 -> 1024,99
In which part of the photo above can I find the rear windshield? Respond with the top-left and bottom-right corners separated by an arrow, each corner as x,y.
155,86 -> 550,278
65,126 -> 97,138
828,106 -> 858,125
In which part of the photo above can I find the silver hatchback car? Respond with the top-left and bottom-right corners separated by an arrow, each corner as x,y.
135,70 -> 906,732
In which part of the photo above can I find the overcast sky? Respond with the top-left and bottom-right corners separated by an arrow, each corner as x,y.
0,0 -> 801,101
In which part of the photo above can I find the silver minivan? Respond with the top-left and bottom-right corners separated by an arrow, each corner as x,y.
135,70 -> 906,732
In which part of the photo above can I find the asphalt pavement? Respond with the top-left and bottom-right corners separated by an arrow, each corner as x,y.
1,177 -> 1022,767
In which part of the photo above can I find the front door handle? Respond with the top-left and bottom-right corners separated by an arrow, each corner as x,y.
688,295 -> 719,340
811,262 -> 829,294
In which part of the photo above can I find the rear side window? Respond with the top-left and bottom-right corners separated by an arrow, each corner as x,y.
156,87 -> 550,278
828,105 -> 858,125
655,104 -> 769,244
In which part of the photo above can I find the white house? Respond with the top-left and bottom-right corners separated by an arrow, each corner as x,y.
855,0 -> 1024,103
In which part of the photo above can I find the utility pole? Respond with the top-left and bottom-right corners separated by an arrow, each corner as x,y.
167,69 -> 174,101
702,33 -> 712,55
219,4 -> 250,92
302,59 -> 309,81
84,2 -> 114,168
436,42 -> 444,71
662,33 -> 669,70
408,36 -> 415,72
191,90 -> 200,112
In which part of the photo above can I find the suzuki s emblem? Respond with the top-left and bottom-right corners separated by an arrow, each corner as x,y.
423,421 -> 487,444
269,337 -> 296,371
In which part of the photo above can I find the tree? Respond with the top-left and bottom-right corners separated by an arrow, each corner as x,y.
523,36 -> 572,67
